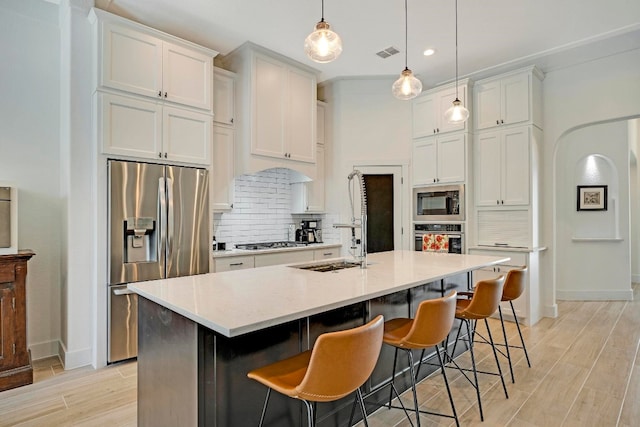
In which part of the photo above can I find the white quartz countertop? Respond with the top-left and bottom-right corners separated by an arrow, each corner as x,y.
128,250 -> 509,338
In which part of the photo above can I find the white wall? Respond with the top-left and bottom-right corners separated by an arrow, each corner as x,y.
630,120 -> 640,282
542,48 -> 640,311
0,0 -> 62,359
555,122 -> 632,299
321,77 -> 413,250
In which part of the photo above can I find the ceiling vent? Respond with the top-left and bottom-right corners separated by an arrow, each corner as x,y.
376,46 -> 400,59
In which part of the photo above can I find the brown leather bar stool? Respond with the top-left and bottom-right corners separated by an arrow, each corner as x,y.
382,291 -> 459,427
497,266 -> 532,383
448,275 -> 508,422
247,315 -> 384,427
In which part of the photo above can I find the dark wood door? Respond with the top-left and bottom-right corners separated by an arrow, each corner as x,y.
363,174 -> 394,253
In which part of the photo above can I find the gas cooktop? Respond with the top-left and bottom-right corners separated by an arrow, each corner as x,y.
235,241 -> 308,250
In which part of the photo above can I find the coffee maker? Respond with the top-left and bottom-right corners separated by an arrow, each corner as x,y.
296,220 -> 322,243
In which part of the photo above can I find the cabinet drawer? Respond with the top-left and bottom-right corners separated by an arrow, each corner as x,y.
468,249 -> 527,266
314,248 -> 340,260
214,256 -> 255,272
254,251 -> 314,268
0,264 -> 15,283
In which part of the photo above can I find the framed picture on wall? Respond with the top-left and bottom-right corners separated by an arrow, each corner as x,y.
577,185 -> 608,211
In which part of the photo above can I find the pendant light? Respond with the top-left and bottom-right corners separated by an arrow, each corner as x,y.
392,0 -> 422,100
444,0 -> 469,123
304,0 -> 342,63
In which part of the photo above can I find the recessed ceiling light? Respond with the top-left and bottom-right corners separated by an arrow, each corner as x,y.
423,48 -> 436,56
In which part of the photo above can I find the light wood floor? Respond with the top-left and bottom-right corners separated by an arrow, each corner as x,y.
1,284 -> 639,426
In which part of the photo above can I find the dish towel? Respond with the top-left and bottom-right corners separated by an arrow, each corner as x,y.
422,234 -> 449,253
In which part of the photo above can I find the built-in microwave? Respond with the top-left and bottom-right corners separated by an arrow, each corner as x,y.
413,184 -> 464,221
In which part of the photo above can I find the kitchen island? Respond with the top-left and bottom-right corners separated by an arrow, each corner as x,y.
129,250 -> 509,427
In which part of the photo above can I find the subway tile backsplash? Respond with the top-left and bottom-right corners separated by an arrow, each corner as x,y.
213,168 -> 340,248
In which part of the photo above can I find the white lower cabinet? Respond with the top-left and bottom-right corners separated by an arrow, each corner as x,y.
469,248 -> 541,326
212,245 -> 342,272
98,91 -> 211,166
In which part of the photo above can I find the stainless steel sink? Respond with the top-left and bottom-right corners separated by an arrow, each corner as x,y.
292,260 -> 362,272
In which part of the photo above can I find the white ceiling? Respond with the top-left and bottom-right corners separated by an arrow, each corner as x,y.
94,0 -> 640,87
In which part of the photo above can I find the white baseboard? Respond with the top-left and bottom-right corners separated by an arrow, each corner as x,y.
544,304 -> 558,318
58,341 -> 93,370
556,289 -> 634,301
29,340 -> 61,361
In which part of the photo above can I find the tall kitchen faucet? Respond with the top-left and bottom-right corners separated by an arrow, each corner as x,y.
334,170 -> 367,268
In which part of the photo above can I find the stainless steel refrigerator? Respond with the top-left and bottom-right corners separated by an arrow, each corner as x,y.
107,160 -> 209,363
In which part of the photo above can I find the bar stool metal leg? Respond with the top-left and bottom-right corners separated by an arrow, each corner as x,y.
511,300 -> 531,367
465,319 -> 484,422
485,318 -> 509,399
257,388 -> 271,427
498,305 -> 515,383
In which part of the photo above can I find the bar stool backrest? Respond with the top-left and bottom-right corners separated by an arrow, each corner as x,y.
462,276 -> 505,319
295,315 -> 384,402
502,267 -> 527,302
402,290 -> 457,348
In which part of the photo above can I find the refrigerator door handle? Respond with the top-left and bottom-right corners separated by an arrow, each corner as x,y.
158,177 -> 167,269
166,177 -> 175,264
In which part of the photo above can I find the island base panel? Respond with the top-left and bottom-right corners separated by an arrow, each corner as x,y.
138,297 -> 198,427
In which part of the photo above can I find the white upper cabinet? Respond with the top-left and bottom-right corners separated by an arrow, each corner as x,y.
412,133 -> 466,185
412,79 -> 469,138
212,125 -> 235,211
474,67 -> 543,131
222,42 -> 318,177
93,9 -> 215,112
316,101 -> 326,145
213,68 -> 236,126
475,127 -> 530,206
98,92 -> 211,166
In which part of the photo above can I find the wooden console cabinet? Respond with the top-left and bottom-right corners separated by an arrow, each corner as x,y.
0,250 -> 35,392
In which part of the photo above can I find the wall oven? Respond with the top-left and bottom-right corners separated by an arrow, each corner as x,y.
413,184 -> 464,221
414,223 -> 464,254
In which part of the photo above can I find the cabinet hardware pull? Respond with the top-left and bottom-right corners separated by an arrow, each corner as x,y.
164,153 -> 168,158
164,92 -> 168,98
323,252 -> 333,256
501,200 -> 504,204
494,243 -> 509,246
501,119 -> 504,124
436,128 -> 439,133
158,152 -> 162,158
230,203 -> 234,208
158,90 -> 162,97
497,200 -> 500,205
229,262 -> 244,266
496,119 -> 500,125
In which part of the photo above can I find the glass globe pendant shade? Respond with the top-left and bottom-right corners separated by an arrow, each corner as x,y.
392,68 -> 423,100
444,98 -> 470,123
304,20 -> 342,63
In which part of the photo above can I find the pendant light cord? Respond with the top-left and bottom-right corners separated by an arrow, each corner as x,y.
404,0 -> 408,70
454,0 -> 459,99
321,0 -> 325,22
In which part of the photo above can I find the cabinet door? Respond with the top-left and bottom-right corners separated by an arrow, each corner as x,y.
436,133 -> 466,183
501,73 -> 530,127
412,93 -> 437,138
252,54 -> 286,159
163,42 -> 212,111
287,67 -> 316,163
474,80 -> 501,130
306,145 -> 325,212
100,22 -> 163,99
314,248 -> 340,260
212,126 -> 235,211
0,285 -> 16,370
99,92 -> 162,160
214,256 -> 254,272
412,137 -> 438,185
213,70 -> 235,125
254,251 -> 314,268
502,127 -> 530,206
437,85 -> 467,134
475,131 -> 502,206
316,102 -> 326,145
163,107 -> 212,166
